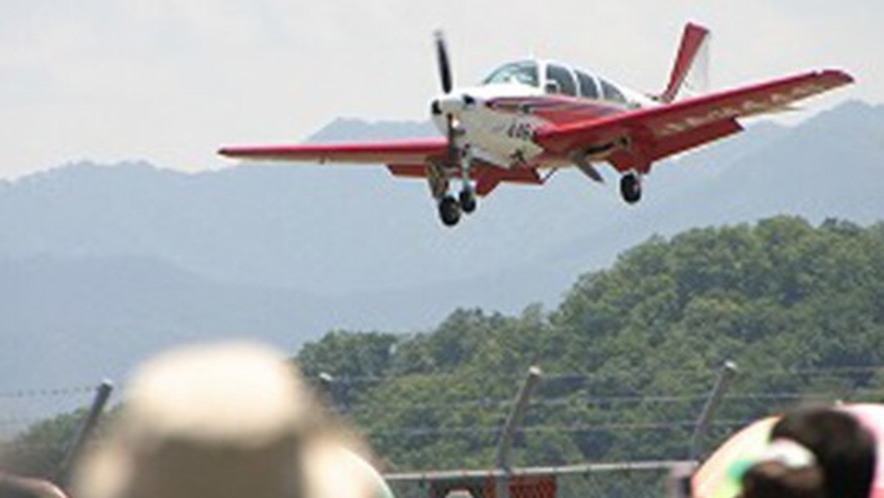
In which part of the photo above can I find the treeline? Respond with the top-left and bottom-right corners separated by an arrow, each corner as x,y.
5,216 -> 884,478
295,217 -> 884,471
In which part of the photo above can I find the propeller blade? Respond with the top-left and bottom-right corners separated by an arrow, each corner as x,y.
434,31 -> 453,93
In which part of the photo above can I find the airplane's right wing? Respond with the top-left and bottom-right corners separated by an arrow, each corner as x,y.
218,138 -> 448,165
218,137 -> 545,197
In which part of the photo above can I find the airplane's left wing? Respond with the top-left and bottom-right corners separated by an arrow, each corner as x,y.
534,69 -> 854,172
218,138 -> 448,166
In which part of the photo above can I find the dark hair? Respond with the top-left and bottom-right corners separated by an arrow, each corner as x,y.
741,406 -> 876,498
771,406 -> 876,498
741,461 -> 824,498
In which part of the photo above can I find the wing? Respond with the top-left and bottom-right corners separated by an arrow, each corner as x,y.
534,69 -> 854,172
219,136 -> 547,196
218,138 -> 448,165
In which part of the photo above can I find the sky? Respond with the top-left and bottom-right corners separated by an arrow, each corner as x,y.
1,0 -> 880,179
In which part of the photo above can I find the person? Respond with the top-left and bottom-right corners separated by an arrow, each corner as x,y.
0,472 -> 69,498
72,341 -> 393,498
740,405 -> 877,498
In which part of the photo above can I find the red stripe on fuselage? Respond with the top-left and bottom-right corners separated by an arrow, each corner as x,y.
486,96 -> 626,125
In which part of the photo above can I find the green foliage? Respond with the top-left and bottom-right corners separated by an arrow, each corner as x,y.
296,216 -> 884,471
14,216 -> 884,480
0,409 -> 85,479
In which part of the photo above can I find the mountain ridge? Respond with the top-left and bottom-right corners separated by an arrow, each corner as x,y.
2,99 -> 883,392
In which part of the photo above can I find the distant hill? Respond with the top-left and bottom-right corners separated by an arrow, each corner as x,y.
1,100 -> 883,392
298,217 -> 884,470
0,255 -> 336,391
9,217 -> 882,478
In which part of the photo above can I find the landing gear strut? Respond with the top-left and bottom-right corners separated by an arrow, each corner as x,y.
458,145 -> 477,215
620,172 -> 642,204
433,144 -> 478,226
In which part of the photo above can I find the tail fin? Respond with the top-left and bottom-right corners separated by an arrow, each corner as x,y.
659,23 -> 710,103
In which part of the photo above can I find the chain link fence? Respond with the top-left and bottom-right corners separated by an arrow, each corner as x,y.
0,385 -> 101,442
0,381 -> 113,485
1,364 -> 882,497
387,464 -> 675,498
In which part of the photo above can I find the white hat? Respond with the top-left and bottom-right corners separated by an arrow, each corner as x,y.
73,341 -> 393,498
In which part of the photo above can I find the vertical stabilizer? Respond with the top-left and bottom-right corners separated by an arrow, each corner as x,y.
660,23 -> 710,103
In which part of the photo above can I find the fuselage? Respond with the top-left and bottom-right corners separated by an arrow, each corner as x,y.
430,59 -> 658,169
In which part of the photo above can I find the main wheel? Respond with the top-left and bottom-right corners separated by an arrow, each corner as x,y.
459,188 -> 477,214
620,173 -> 642,204
438,195 -> 461,226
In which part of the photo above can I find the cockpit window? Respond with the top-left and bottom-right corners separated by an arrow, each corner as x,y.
545,64 -> 577,96
599,78 -> 627,104
575,70 -> 599,99
483,61 -> 539,87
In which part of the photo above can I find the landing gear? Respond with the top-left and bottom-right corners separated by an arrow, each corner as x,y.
438,195 -> 462,226
426,141 -> 479,227
457,145 -> 477,215
620,172 -> 642,204
435,188 -> 474,227
459,188 -> 477,214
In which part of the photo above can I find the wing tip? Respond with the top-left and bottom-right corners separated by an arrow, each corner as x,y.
818,68 -> 855,86
217,146 -> 263,159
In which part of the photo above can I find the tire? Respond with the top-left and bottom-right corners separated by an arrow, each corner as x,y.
439,196 -> 461,226
620,173 -> 642,204
459,189 -> 477,214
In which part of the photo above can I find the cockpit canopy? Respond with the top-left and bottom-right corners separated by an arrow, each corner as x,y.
482,60 -> 630,105
482,61 -> 539,87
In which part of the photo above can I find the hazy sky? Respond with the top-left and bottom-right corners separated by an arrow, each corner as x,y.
1,0 -> 879,179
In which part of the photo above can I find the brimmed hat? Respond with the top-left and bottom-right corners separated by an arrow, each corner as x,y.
73,342 -> 392,498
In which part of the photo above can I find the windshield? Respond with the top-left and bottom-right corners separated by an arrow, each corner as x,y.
482,61 -> 539,87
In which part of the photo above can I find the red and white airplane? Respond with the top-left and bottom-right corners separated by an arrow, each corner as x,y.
219,23 -> 853,226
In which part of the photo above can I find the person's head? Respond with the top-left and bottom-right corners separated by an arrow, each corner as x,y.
0,473 -> 69,498
73,341 -> 389,498
740,452 -> 824,498
741,406 -> 877,498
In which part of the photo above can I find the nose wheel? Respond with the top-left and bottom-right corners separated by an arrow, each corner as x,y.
438,195 -> 462,226
437,188 -> 477,227
459,188 -> 477,214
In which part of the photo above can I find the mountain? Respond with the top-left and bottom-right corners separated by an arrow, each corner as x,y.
1,100 -> 883,393
0,255 -> 337,391
539,100 -> 884,290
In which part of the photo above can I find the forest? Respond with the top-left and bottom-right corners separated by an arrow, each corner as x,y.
4,216 -> 884,481
295,216 -> 884,471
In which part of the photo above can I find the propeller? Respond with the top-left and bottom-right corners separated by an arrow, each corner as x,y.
434,31 -> 453,94
434,31 -> 460,168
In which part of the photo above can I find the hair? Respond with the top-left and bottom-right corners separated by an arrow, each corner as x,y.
741,461 -> 825,498
741,406 -> 877,498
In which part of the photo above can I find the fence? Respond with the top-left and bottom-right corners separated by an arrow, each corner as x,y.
1,363 -> 882,498
387,462 -> 678,498
0,381 -> 112,487
0,385 -> 100,442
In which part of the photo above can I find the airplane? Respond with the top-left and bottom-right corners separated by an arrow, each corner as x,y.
219,23 -> 854,227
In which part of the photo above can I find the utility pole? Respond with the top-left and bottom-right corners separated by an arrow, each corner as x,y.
57,379 -> 114,487
494,366 -> 543,498
689,361 -> 738,462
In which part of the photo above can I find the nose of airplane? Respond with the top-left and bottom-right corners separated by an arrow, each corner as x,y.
430,92 -> 479,116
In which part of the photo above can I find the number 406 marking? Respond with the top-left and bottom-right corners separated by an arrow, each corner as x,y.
506,121 -> 534,141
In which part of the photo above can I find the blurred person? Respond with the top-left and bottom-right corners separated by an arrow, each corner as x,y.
740,406 -> 877,498
73,341 -> 393,498
0,472 -> 68,498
